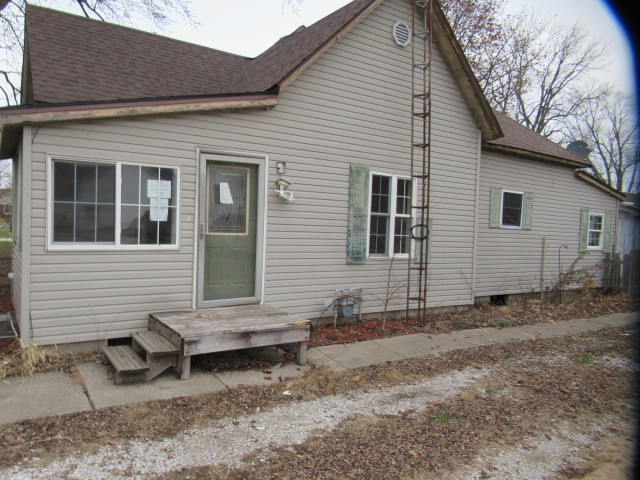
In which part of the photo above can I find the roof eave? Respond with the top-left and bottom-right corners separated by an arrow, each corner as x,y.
430,1 -> 502,141
574,170 -> 626,201
0,93 -> 279,158
482,142 -> 590,169
277,0 -> 384,93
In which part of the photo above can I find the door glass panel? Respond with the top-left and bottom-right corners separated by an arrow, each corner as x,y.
203,162 -> 258,302
208,166 -> 248,234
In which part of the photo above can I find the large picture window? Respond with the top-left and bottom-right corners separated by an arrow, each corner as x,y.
49,159 -> 179,249
368,173 -> 411,257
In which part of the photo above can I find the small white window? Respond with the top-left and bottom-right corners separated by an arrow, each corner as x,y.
587,213 -> 604,249
368,173 -> 411,257
49,158 -> 179,250
501,190 -> 524,228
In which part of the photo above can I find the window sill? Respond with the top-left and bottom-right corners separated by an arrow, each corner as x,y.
47,244 -> 180,252
586,246 -> 603,251
366,254 -> 410,260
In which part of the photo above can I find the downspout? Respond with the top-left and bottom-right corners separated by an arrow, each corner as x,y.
470,128 -> 482,304
20,125 -> 32,345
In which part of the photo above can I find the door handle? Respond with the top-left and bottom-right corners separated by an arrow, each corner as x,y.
200,224 -> 205,240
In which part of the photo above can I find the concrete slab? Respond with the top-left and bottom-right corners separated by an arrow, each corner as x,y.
515,323 -> 563,339
0,371 -> 92,425
315,341 -> 405,369
371,334 -> 432,357
477,328 -> 537,342
439,331 -> 487,348
215,362 -> 311,388
78,363 -> 227,410
452,328 -> 500,347
306,348 -> 347,371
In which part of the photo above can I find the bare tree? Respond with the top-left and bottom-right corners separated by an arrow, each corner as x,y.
512,23 -> 609,138
563,91 -> 639,192
439,0 -> 505,75
0,0 -> 196,106
439,1 -> 609,140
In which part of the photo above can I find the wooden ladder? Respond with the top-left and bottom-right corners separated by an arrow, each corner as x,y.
102,331 -> 180,385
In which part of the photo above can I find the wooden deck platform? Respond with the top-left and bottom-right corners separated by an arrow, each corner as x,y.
149,304 -> 311,380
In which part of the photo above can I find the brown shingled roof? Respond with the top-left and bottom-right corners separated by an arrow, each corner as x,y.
485,110 -> 590,168
24,0 -> 375,104
24,4 -> 252,104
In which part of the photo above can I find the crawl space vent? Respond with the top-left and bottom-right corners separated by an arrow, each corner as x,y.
392,20 -> 411,47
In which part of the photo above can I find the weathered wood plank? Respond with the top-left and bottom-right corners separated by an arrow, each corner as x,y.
297,341 -> 308,366
102,345 -> 149,374
131,330 -> 179,356
177,353 -> 191,380
183,328 -> 310,356
150,304 -> 311,337
148,316 -> 181,346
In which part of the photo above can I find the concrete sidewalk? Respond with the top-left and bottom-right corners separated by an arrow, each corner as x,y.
1,311 -> 636,425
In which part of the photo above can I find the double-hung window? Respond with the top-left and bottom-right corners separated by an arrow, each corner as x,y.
49,158 -> 179,249
489,187 -> 533,230
368,173 -> 411,257
501,190 -> 523,228
587,213 -> 604,249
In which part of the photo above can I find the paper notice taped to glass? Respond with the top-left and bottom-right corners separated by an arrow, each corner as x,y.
150,198 -> 169,222
147,180 -> 172,199
219,182 -> 234,204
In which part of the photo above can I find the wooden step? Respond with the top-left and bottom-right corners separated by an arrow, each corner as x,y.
102,345 -> 149,385
131,331 -> 179,357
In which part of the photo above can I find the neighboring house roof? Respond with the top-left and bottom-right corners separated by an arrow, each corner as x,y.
484,110 -> 590,168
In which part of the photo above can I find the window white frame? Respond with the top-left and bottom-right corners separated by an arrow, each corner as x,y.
500,189 -> 524,228
587,212 -> 604,250
46,156 -> 181,251
366,171 -> 412,258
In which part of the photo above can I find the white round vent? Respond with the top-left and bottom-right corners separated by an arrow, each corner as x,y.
392,20 -> 411,47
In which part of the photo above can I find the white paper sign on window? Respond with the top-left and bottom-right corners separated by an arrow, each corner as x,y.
147,180 -> 172,199
219,182 -> 234,204
150,198 -> 169,222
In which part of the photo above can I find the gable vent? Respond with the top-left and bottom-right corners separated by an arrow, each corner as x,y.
392,20 -> 411,47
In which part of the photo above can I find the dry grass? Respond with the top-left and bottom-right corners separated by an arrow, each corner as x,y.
0,343 -> 60,380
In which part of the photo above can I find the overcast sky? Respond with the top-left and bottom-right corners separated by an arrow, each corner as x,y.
144,0 -> 635,96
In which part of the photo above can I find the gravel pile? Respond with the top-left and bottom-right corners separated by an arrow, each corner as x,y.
0,367 -> 491,479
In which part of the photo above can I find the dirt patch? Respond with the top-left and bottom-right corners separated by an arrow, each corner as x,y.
310,292 -> 635,346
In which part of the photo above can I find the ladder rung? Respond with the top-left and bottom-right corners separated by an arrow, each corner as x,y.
408,297 -> 425,302
411,204 -> 429,210
415,1 -> 427,7
410,266 -> 424,271
413,62 -> 431,71
413,112 -> 430,119
413,143 -> 430,149
413,93 -> 430,100
411,173 -> 429,180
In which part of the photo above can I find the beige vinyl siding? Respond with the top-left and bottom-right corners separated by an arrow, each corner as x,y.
27,0 -> 480,344
475,151 -> 618,297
